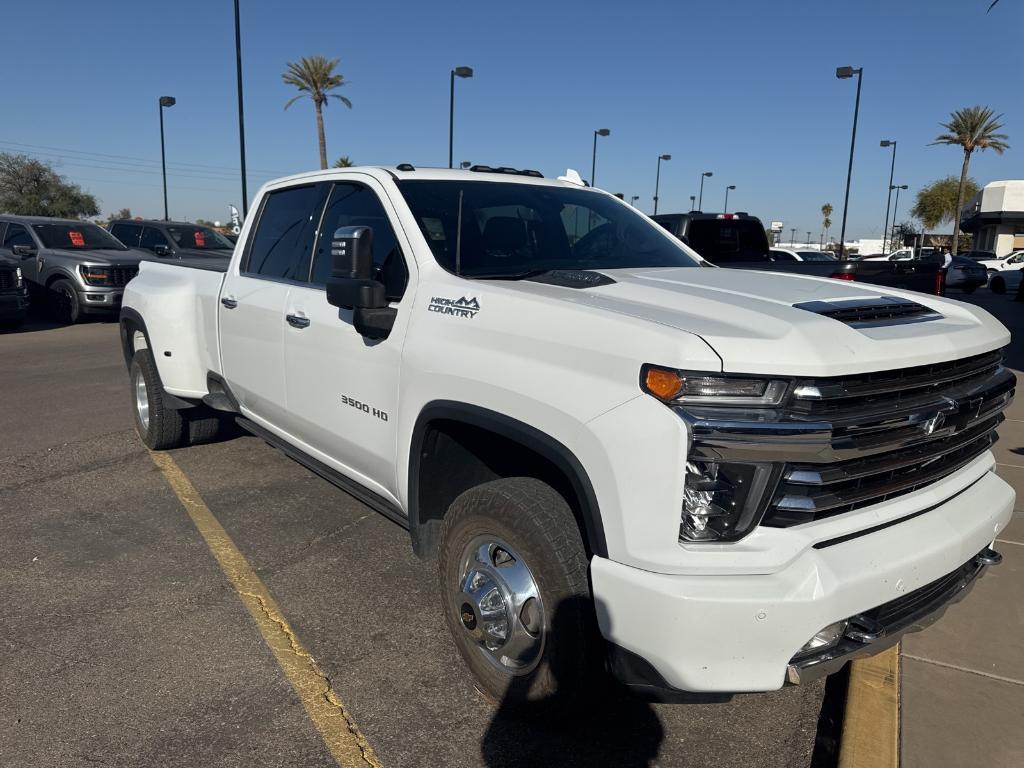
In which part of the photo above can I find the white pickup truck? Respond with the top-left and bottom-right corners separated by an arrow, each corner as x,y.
121,165 -> 1016,702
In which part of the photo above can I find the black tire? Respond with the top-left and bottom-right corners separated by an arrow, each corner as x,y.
437,477 -> 596,708
50,279 -> 81,324
186,409 -> 223,445
130,349 -> 187,450
991,276 -> 1006,295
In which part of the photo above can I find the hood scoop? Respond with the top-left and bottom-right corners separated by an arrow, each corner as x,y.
526,270 -> 616,289
793,296 -> 942,328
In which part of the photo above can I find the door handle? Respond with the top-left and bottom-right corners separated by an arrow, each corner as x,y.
221,297 -> 238,309
286,313 -> 310,329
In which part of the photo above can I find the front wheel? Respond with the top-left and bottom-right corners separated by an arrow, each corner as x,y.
437,477 -> 596,707
991,276 -> 1007,295
50,279 -> 81,324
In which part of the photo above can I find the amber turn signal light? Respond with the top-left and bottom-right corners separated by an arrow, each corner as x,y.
643,366 -> 684,401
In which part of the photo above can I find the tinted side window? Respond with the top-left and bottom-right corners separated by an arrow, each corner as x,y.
3,224 -> 33,248
140,227 -> 170,249
688,220 -> 770,264
310,183 -> 407,299
245,185 -> 326,279
111,223 -> 141,247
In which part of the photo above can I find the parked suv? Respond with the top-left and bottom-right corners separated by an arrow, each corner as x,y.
0,216 -> 147,323
109,219 -> 235,260
0,252 -> 29,329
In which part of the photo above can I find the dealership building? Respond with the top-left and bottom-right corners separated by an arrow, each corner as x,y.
959,180 -> 1024,256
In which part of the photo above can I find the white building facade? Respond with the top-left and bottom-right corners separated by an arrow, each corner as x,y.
960,180 -> 1024,256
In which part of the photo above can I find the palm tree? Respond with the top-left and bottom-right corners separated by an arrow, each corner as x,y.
333,156 -> 355,168
821,203 -> 833,245
282,56 -> 352,170
931,106 -> 1009,254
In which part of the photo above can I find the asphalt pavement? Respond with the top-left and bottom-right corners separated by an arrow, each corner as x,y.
0,315 -> 825,767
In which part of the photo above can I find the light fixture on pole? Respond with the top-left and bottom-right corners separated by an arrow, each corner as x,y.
880,140 -> 897,253
890,184 -> 908,248
448,66 -> 473,169
233,0 -> 248,216
791,227 -> 796,246
724,185 -> 736,213
806,231 -> 811,246
689,195 -> 696,211
698,171 -> 713,209
158,95 -> 176,221
653,154 -> 671,215
591,128 -> 610,187
835,65 -> 863,259
630,195 -> 640,207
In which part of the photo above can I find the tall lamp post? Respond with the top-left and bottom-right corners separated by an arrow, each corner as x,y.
591,128 -> 610,187
791,227 -> 797,246
233,0 -> 248,216
158,96 -> 176,221
653,154 -> 671,214
724,184 -> 736,213
835,66 -> 863,259
806,231 -> 812,246
890,184 -> 908,248
880,139 -> 897,253
698,171 -> 713,209
448,66 -> 473,169
689,195 -> 696,211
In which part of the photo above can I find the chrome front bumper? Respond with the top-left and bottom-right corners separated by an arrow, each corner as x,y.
785,546 -> 1001,685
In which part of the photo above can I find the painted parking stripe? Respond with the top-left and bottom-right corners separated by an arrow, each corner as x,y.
150,450 -> 382,768
839,645 -> 900,768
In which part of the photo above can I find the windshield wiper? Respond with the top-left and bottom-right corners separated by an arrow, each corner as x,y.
461,269 -> 551,280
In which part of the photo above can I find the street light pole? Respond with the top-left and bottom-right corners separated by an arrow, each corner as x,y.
158,95 -> 176,221
724,184 -> 736,213
233,0 -> 248,216
791,227 -> 796,246
807,231 -> 812,246
890,184 -> 908,248
653,154 -> 671,214
835,66 -> 863,259
689,195 -> 696,211
448,66 -> 473,169
591,128 -> 610,187
698,171 -> 713,209
880,140 -> 897,253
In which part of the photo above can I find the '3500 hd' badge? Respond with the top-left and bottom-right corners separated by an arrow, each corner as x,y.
429,296 -> 480,318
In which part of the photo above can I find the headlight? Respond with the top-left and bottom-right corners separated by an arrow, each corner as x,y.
15,267 -> 22,286
641,365 -> 789,406
681,460 -> 779,541
79,265 -> 112,285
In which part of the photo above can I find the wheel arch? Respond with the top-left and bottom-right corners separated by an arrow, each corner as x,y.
407,401 -> 608,560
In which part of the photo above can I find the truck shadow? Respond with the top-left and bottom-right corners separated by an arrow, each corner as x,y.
479,596 -> 664,768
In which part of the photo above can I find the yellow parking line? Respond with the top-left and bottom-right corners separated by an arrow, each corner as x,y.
839,644 -> 900,768
150,450 -> 382,768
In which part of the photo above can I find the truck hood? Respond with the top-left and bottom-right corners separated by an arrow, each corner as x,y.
44,248 -> 146,266
508,267 -> 1010,377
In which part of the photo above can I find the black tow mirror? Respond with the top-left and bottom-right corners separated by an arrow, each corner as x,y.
12,244 -> 36,257
152,244 -> 172,257
325,226 -> 397,340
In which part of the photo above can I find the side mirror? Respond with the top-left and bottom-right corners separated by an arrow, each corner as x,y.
12,244 -> 36,257
152,244 -> 172,257
325,226 -> 397,340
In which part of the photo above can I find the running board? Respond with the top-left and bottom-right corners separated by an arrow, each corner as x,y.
234,416 -> 409,531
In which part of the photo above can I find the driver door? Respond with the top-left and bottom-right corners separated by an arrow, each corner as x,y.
1,223 -> 41,282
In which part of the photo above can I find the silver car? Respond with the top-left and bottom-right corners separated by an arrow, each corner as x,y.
0,215 -> 150,323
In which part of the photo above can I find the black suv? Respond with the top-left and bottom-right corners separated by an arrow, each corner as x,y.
0,253 -> 29,329
108,219 -> 235,260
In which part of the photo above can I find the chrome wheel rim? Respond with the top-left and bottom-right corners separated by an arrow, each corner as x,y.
134,370 -> 150,432
456,536 -> 545,675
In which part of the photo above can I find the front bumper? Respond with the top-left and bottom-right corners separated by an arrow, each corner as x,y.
591,468 -> 1014,693
0,289 -> 30,319
77,287 -> 123,313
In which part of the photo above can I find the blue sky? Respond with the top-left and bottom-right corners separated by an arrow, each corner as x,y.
1,0 -> 1018,239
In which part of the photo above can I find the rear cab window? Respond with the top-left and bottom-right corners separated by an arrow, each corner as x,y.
686,218 -> 771,264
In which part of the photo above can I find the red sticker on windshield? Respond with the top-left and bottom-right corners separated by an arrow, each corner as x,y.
194,232 -> 206,247
69,231 -> 85,247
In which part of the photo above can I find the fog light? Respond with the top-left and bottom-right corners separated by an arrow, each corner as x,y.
681,460 -> 777,542
797,620 -> 848,655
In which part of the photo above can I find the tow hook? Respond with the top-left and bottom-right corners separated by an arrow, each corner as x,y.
975,547 -> 1002,566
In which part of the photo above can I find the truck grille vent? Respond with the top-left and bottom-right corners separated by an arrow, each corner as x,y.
794,296 -> 940,327
760,350 -> 1014,526
109,267 -> 138,286
0,269 -> 15,290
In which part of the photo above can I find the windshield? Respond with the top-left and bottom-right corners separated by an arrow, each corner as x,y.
796,250 -> 836,261
32,222 -> 127,250
397,180 -> 700,277
166,224 -> 234,250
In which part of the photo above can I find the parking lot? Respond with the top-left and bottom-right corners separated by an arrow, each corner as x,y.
1,314 -> 833,767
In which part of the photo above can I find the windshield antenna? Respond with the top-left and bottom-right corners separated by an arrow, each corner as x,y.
455,189 -> 464,275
